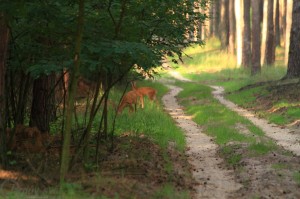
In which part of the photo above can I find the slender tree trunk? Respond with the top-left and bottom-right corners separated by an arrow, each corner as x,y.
212,0 -> 220,37
0,12 -> 9,168
251,0 -> 262,75
274,0 -> 280,46
284,0 -> 293,65
228,0 -> 236,54
279,0 -> 287,47
219,0 -> 229,50
235,0 -> 243,66
285,1 -> 300,78
60,0 -> 84,186
261,0 -> 275,66
242,0 -> 251,67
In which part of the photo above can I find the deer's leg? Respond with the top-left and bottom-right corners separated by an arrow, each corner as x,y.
140,95 -> 144,109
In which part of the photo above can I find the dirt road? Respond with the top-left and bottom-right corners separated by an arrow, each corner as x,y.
162,72 -> 300,198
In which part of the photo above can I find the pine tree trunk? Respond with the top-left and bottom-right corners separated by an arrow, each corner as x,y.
251,0 -> 262,75
212,0 -> 220,37
242,0 -> 251,67
284,0 -> 293,65
60,0 -> 84,186
228,0 -> 235,54
235,0 -> 243,66
261,0 -> 275,66
0,12 -> 9,168
285,1 -> 300,78
279,0 -> 287,47
219,0 -> 229,50
274,0 -> 280,46
29,75 -> 53,133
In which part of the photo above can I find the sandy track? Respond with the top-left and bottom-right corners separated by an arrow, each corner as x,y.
162,84 -> 242,199
211,85 -> 300,156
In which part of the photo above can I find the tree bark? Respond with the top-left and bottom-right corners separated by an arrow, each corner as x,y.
0,12 -> 9,168
251,0 -> 262,75
29,74 -> 54,133
60,0 -> 84,186
228,0 -> 236,54
212,0 -> 220,37
242,0 -> 251,67
279,0 -> 287,47
274,0 -> 280,46
285,1 -> 300,78
235,0 -> 243,66
219,0 -> 229,49
284,0 -> 293,65
261,0 -> 275,66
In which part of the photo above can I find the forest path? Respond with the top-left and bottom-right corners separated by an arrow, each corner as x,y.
160,73 -> 242,198
210,85 -> 300,156
162,71 -> 300,198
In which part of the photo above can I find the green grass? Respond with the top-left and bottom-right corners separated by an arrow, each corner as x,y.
176,81 -> 263,140
293,172 -> 300,185
152,184 -> 190,199
106,80 -> 186,151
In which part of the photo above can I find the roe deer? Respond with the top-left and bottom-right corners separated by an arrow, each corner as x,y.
131,81 -> 157,108
117,90 -> 141,114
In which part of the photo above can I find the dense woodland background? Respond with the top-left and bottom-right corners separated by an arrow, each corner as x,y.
0,0 -> 299,188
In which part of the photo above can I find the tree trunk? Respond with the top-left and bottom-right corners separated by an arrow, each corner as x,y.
242,0 -> 251,67
284,0 -> 293,65
29,74 -> 53,133
274,0 -> 280,46
219,0 -> 229,50
279,0 -> 287,47
0,12 -> 9,168
212,0 -> 220,37
60,0 -> 84,186
285,1 -> 300,78
261,0 -> 275,66
228,0 -> 236,54
251,0 -> 262,75
235,0 -> 243,66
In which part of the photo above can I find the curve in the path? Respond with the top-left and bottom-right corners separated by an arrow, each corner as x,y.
211,85 -> 300,156
162,85 -> 242,199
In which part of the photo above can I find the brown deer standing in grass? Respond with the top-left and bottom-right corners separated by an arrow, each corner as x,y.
131,81 -> 157,108
117,90 -> 142,114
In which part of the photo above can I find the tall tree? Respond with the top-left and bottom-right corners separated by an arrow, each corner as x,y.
212,0 -> 220,37
284,0 -> 293,65
261,0 -> 275,66
251,0 -> 262,75
279,0 -> 287,47
284,0 -> 300,78
60,0 -> 85,185
228,0 -> 235,54
235,0 -> 243,66
274,0 -> 280,46
0,12 -> 9,168
219,0 -> 229,49
242,0 -> 251,67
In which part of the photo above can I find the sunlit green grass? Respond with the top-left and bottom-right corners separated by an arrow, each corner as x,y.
106,80 -> 186,151
174,81 -> 278,167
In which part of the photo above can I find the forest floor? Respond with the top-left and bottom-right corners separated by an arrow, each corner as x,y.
166,71 -> 300,199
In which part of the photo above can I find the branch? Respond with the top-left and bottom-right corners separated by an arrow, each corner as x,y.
107,0 -> 116,27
